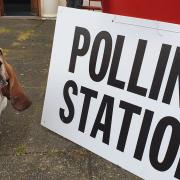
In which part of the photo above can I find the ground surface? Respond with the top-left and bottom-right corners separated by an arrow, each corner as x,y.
0,19 -> 142,180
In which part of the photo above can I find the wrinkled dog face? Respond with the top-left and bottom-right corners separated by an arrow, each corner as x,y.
0,49 -> 9,115
0,48 -> 31,112
0,50 -> 9,89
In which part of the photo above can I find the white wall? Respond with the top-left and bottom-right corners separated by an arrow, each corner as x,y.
41,0 -> 58,17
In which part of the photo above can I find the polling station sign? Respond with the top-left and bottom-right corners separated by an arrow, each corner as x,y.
41,7 -> 180,179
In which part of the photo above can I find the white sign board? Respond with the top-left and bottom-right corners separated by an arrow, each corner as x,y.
41,7 -> 180,180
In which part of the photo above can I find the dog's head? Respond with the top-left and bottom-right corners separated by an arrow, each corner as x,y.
0,48 -> 31,111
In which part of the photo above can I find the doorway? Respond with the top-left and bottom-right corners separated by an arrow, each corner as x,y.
0,0 -> 40,16
4,0 -> 31,16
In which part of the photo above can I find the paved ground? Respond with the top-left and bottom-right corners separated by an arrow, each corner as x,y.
0,19 -> 142,180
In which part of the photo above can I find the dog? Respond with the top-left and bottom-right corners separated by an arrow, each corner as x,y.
0,48 -> 31,115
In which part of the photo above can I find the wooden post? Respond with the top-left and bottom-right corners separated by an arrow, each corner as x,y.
31,0 -> 41,16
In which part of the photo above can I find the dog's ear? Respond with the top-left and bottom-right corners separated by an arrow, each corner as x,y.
2,62 -> 31,111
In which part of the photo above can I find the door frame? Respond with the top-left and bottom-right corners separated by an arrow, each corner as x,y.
0,0 -> 4,16
31,0 -> 41,16
0,0 -> 41,16
37,0 -> 41,16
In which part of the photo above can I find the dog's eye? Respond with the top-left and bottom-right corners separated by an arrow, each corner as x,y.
0,62 -> 2,67
6,79 -> 9,84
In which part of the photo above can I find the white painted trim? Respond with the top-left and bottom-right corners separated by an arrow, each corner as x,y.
41,0 -> 59,17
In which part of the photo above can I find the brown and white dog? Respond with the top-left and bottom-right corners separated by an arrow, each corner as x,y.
0,48 -> 31,115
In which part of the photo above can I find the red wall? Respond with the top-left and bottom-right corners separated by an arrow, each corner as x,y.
102,0 -> 180,24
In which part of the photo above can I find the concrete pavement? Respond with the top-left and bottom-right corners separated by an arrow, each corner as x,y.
0,19 -> 141,180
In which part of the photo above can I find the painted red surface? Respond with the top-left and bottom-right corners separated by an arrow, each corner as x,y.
102,0 -> 180,24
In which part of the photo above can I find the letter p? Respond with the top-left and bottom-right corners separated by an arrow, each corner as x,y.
69,26 -> 90,73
